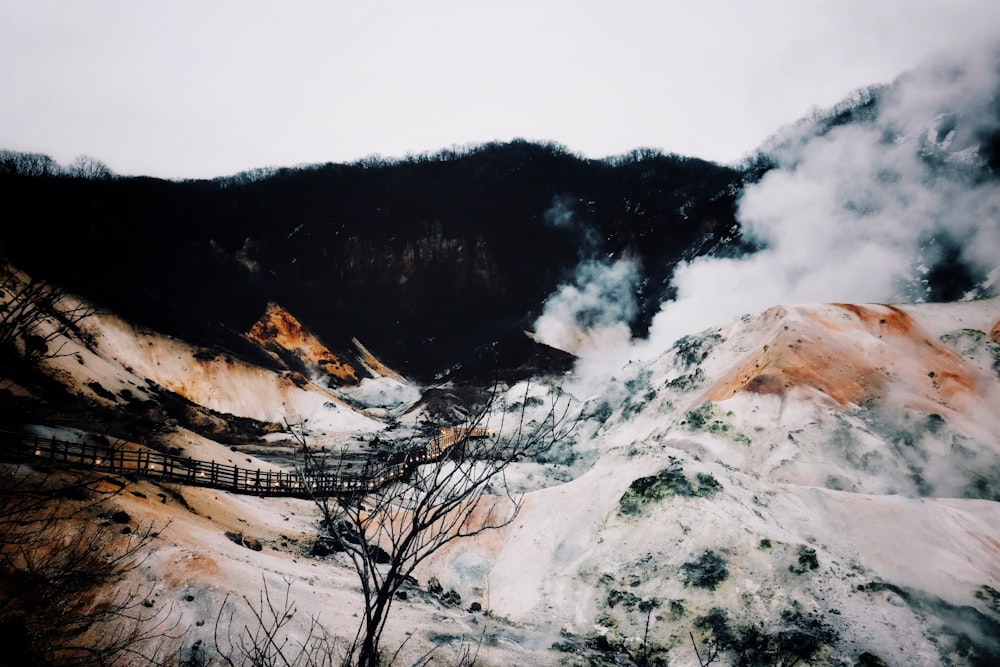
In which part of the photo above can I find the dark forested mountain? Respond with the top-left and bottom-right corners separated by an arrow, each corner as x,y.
0,141 -> 745,379
7,51 -> 1000,381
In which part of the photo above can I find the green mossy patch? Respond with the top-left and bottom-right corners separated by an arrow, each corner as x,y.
789,545 -> 820,574
681,549 -> 729,590
618,458 -> 722,515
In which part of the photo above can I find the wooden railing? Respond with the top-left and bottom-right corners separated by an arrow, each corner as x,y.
0,427 -> 489,499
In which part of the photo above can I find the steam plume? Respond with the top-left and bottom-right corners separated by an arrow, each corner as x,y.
537,44 -> 1000,371
646,45 -> 1000,353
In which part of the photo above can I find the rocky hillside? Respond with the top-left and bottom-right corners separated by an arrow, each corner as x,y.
428,296 -> 1000,665
3,269 -> 998,664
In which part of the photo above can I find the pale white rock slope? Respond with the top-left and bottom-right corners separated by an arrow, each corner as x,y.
10,291 -> 1000,665
426,297 -> 1000,665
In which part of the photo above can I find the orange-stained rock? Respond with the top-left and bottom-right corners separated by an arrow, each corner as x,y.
245,302 -> 364,386
704,323 -> 880,405
703,303 -> 981,409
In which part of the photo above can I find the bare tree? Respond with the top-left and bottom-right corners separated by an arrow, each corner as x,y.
0,458 -> 179,666
690,630 -> 721,667
299,381 -> 575,667
67,155 -> 113,180
617,599 -> 667,667
0,150 -> 62,177
0,262 -> 97,393
212,576 -> 338,667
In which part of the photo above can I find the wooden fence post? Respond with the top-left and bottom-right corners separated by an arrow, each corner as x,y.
1,431 -> 459,499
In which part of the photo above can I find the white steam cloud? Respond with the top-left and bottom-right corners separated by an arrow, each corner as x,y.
536,44 -> 1000,373
534,257 -> 639,370
646,46 -> 1000,351
534,195 -> 642,378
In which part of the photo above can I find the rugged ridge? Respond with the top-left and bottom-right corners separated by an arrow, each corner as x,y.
430,297 -> 1000,665
0,141 -> 744,379
245,302 -> 371,387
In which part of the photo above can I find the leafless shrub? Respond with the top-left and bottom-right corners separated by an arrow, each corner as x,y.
213,576 -> 339,667
0,262 -> 98,393
0,460 -> 179,666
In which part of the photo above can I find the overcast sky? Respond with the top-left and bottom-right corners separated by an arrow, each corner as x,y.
2,0 -> 1000,179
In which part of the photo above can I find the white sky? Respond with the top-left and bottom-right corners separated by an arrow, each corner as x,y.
2,0 -> 999,180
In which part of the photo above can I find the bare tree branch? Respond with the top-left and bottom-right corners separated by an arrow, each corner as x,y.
301,379 -> 577,666
0,459 -> 181,666
0,262 -> 98,394
212,576 -> 338,667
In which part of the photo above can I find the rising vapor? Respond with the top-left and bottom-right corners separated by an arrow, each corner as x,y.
537,44 -> 1000,371
645,45 -> 1000,353
533,195 -> 641,377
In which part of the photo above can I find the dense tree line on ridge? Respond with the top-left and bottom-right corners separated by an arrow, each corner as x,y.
1,140 -> 749,379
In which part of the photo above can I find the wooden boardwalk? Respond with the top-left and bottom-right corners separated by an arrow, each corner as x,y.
0,427 -> 488,499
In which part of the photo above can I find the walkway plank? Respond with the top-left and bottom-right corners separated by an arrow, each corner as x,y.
0,427 -> 489,498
